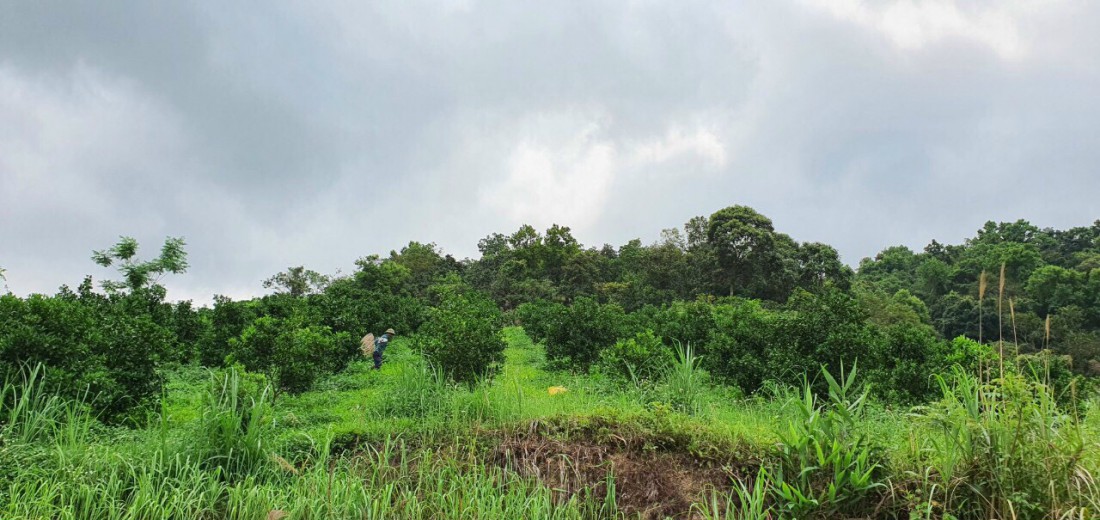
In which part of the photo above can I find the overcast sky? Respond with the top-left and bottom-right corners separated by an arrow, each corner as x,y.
2,0 -> 1098,303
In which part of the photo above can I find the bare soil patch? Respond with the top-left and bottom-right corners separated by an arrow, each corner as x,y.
490,420 -> 759,519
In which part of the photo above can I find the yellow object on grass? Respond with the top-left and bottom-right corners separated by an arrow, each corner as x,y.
547,386 -> 567,396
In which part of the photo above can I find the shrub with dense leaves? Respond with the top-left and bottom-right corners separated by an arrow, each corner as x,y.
514,299 -> 565,345
598,330 -> 673,383
415,283 -> 505,385
228,316 -> 353,393
0,290 -> 175,421
542,296 -> 631,370
706,299 -> 777,392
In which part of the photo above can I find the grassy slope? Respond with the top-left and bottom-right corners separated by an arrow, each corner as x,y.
3,327 -> 1096,518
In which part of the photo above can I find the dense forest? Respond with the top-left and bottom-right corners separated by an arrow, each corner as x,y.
4,205 -> 1097,418
1,205 -> 1099,518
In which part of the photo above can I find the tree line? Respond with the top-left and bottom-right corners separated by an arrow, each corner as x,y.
2,205 -> 1097,420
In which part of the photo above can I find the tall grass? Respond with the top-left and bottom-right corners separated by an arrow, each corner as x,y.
1,364 -> 94,447
194,366 -> 273,481
908,368 -> 1095,519
694,470 -> 773,520
663,341 -> 706,415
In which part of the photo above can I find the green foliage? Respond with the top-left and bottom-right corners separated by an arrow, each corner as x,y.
695,470 -> 773,520
262,266 -> 329,297
598,330 -> 673,384
867,322 -> 944,403
313,260 -> 426,339
414,281 -> 505,385
1026,265 -> 1087,315
376,359 -> 451,418
647,298 -> 717,354
542,296 -> 630,369
1016,350 -> 1087,403
707,205 -> 777,297
770,364 -> 884,518
92,236 -> 189,293
0,291 -> 174,421
707,299 -> 774,391
909,369 -> 1090,519
192,367 -> 272,481
199,295 -> 257,367
228,317 -> 353,393
662,342 -> 708,415
943,336 -> 997,376
513,299 -> 563,345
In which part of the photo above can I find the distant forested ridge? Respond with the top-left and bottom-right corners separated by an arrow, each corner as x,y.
2,205 -> 1098,418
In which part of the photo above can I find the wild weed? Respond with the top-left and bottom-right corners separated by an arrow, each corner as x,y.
695,469 -> 773,520
663,341 -> 707,415
376,359 -> 451,419
1,364 -> 94,446
770,363 -> 884,518
909,367 -> 1094,519
193,366 -> 273,481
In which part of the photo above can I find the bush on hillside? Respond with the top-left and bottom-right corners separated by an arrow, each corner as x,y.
228,316 -> 353,393
514,299 -> 566,345
415,282 -> 505,385
543,296 -> 631,370
0,290 -> 175,422
598,330 -> 673,384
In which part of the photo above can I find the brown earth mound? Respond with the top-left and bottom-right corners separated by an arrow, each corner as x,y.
490,422 -> 758,519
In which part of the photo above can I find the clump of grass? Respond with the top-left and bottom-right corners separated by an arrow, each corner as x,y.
375,359 -> 451,420
1,364 -> 93,446
907,368 -> 1094,519
662,341 -> 707,415
769,363 -> 884,519
695,469 -> 773,520
193,366 -> 273,481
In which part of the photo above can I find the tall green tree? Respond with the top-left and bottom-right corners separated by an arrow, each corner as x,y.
706,205 -> 776,297
263,266 -> 330,297
92,236 -> 188,293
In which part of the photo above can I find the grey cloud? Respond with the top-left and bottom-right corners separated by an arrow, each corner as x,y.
1,0 -> 1098,302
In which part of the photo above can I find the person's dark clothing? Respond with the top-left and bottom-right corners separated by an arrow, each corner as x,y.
372,333 -> 392,369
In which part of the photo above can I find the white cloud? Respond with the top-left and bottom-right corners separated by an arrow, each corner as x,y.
631,126 -> 728,168
475,108 -> 730,236
478,111 -> 617,231
803,0 -> 1031,61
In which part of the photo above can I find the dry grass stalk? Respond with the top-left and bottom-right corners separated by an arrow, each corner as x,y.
998,263 -> 1006,379
1045,314 -> 1052,350
978,270 -> 988,345
271,454 -> 299,475
1009,297 -> 1019,353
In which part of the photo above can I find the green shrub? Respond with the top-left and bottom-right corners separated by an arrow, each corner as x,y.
771,364 -> 884,518
598,330 -> 673,384
866,322 -> 944,403
943,335 -> 997,376
543,296 -> 629,370
649,299 -> 717,353
0,291 -> 174,422
706,299 -> 775,392
229,317 -> 353,393
514,299 -> 565,345
415,283 -> 505,385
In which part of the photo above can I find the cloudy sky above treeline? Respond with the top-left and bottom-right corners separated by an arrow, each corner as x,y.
2,0 -> 1098,303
